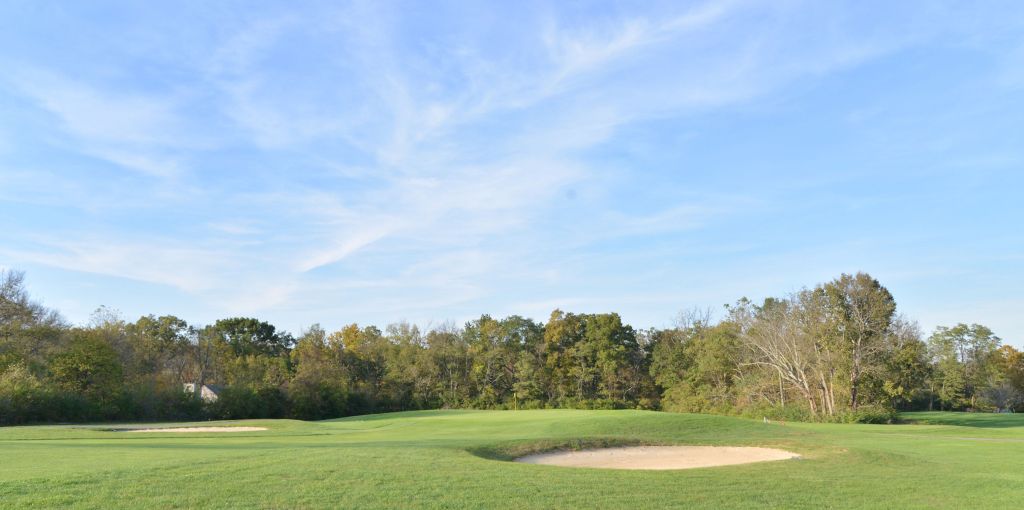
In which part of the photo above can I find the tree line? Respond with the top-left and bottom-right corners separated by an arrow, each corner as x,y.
1,269 -> 1020,425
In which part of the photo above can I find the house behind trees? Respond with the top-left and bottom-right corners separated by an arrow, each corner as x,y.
183,383 -> 223,402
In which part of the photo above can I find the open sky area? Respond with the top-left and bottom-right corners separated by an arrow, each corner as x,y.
1,1 -> 1021,343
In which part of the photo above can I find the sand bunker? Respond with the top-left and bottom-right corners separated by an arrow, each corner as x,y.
516,446 -> 798,470
122,426 -> 267,433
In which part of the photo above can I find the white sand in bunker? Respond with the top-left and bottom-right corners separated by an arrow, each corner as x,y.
516,446 -> 799,470
122,427 -> 267,433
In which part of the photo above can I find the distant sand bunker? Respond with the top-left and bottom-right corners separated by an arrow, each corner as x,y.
516,446 -> 799,470
123,427 -> 267,433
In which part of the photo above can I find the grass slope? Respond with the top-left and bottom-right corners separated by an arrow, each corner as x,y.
1,410 -> 1022,508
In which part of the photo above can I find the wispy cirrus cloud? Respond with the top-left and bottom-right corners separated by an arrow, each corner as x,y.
1,0 -> 1022,340
0,237 -> 226,292
10,70 -> 192,178
2,0 -> 949,307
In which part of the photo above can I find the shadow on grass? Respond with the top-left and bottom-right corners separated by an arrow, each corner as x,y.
469,436 -> 666,462
901,412 -> 1024,428
320,409 -> 484,423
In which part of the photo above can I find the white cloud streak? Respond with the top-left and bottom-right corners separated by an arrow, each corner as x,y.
11,70 -> 190,177
4,0 -> 1019,333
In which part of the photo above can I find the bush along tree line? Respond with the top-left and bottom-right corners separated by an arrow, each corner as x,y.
1,269 -> 1021,425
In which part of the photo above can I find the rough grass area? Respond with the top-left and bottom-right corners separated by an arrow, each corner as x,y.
1,410 -> 1023,508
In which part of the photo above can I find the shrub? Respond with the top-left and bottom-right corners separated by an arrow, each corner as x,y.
288,381 -> 350,420
116,382 -> 204,422
740,403 -> 816,423
208,386 -> 288,420
0,364 -> 45,425
844,405 -> 898,424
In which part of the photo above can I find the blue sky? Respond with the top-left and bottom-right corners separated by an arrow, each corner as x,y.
1,1 -> 1022,343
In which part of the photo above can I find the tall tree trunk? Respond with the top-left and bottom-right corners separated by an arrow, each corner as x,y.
850,375 -> 858,411
850,340 -> 862,411
778,370 -> 785,407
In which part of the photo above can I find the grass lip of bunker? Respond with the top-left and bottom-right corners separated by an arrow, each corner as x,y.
114,426 -> 268,433
515,445 -> 800,470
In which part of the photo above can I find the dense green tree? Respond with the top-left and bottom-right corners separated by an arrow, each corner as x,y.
330,324 -> 387,402
289,325 -> 350,419
877,319 -> 930,409
126,315 -> 193,383
542,311 -> 647,407
208,317 -> 293,357
426,326 -> 471,407
50,330 -> 123,401
994,345 -> 1024,401
652,320 -> 741,413
928,323 -> 1002,409
0,363 -> 47,425
463,315 -> 544,407
820,273 -> 897,410
380,322 -> 429,409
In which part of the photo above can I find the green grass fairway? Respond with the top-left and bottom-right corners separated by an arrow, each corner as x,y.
2,410 -> 1023,508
